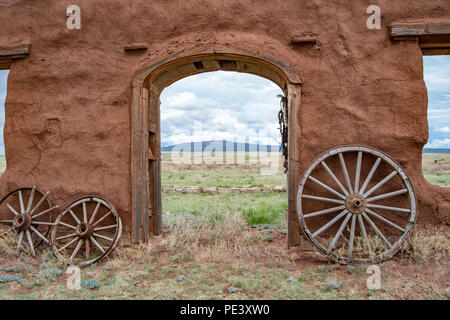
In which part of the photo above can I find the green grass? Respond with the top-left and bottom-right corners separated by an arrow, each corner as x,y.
242,201 -> 287,227
422,153 -> 450,184
162,191 -> 288,229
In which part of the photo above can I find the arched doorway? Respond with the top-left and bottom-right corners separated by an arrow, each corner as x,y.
130,44 -> 302,245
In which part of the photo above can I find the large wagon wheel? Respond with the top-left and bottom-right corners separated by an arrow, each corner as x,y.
297,146 -> 416,264
51,196 -> 122,266
0,186 -> 57,256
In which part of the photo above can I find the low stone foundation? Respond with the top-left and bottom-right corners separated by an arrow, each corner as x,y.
162,186 -> 288,194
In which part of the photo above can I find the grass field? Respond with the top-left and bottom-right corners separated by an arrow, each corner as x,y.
422,153 -> 450,185
0,153 -> 449,299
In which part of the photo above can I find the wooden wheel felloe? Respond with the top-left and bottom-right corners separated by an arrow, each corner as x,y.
51,196 -> 122,266
0,186 -> 57,256
297,146 -> 416,264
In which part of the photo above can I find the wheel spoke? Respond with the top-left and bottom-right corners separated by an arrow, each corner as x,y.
359,157 -> 381,195
30,191 -> 49,215
32,221 -> 56,226
26,186 -> 36,213
58,236 -> 78,252
85,239 -> 90,259
304,205 -> 346,219
83,202 -> 88,223
89,202 -> 101,225
312,209 -> 348,237
90,236 -> 105,253
321,161 -> 349,196
357,214 -> 372,254
18,190 -> 25,214
0,220 -> 13,223
93,232 -> 113,242
363,171 -> 398,198
92,211 -> 112,227
348,214 -> 357,259
17,231 -> 24,251
94,224 -> 118,231
29,225 -> 50,244
366,203 -> 410,213
70,239 -> 84,261
328,212 -> 352,251
354,151 -> 362,193
7,203 -> 20,216
339,153 -> 353,194
308,176 -> 347,200
58,221 -> 77,230
56,233 -> 77,241
67,209 -> 81,225
32,205 -> 59,219
362,212 -> 392,248
26,230 -> 36,256
366,189 -> 408,203
365,208 -> 405,232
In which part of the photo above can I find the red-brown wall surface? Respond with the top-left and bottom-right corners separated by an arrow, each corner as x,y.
0,1 -> 449,233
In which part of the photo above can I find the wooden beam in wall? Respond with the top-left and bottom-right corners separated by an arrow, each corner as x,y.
390,23 -> 450,55
0,44 -> 30,69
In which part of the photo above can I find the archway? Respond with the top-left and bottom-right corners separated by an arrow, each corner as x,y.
130,44 -> 302,245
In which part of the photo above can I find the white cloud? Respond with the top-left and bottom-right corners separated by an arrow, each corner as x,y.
437,126 -> 450,133
160,71 -> 283,147
426,138 -> 450,148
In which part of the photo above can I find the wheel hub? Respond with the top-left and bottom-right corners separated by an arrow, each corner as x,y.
345,194 -> 366,214
76,222 -> 94,239
13,213 -> 32,231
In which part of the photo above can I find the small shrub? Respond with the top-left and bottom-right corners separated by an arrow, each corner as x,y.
81,279 -> 100,289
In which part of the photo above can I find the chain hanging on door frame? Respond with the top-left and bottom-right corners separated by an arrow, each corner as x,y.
277,94 -> 288,173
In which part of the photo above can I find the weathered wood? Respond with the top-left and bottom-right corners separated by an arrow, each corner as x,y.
124,43 -> 148,52
422,48 -> 450,55
0,44 -> 30,57
390,23 -> 450,55
142,87 -> 150,242
287,84 -> 302,248
290,35 -> 316,45
149,96 -> 162,235
390,23 -> 450,38
131,85 -> 144,243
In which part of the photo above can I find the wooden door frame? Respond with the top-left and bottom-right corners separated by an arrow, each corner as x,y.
130,43 -> 302,244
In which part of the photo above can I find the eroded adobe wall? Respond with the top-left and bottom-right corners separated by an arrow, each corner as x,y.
0,0 -> 449,233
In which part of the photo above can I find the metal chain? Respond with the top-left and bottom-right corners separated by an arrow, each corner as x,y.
277,94 -> 288,173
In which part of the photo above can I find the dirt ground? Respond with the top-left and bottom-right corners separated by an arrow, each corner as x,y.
0,221 -> 448,300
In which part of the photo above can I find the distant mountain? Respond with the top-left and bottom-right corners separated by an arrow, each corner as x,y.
161,140 -> 281,152
161,143 -> 449,154
423,148 -> 450,154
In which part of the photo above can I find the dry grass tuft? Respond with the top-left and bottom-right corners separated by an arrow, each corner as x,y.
114,211 -> 289,267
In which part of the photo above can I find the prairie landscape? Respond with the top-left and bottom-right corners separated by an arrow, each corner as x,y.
0,153 -> 448,299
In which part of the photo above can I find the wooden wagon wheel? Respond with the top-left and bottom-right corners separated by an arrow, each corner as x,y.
0,186 -> 57,256
297,146 -> 416,264
51,196 -> 122,266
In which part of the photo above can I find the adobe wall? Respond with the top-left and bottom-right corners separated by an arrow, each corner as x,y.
0,0 -> 449,234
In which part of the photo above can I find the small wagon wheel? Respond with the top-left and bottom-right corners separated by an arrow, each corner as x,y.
0,186 -> 57,256
51,196 -> 122,266
297,145 -> 416,264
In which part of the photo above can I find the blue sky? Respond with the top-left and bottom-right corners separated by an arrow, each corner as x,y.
0,55 -> 449,155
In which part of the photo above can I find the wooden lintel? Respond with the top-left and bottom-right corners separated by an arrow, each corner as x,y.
0,44 -> 30,58
390,23 -> 450,55
422,48 -> 450,56
390,23 -> 450,39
